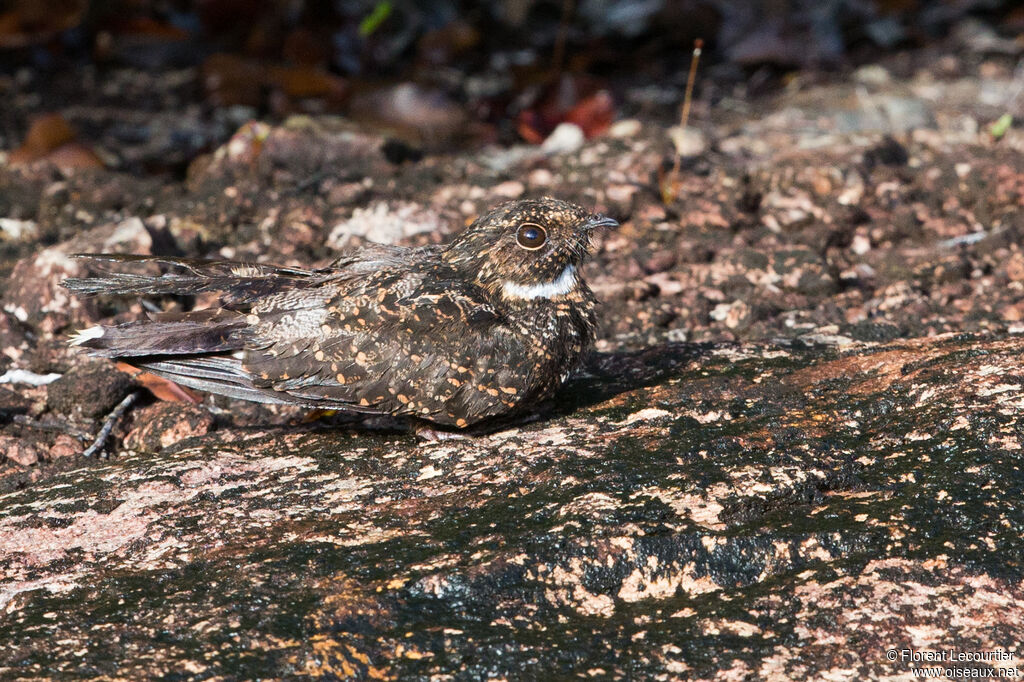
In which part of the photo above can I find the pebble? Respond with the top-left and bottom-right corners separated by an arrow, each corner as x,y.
527,168 -> 554,187
710,300 -> 751,329
49,435 -> 82,459
668,126 -> 706,157
541,123 -> 585,155
0,218 -> 39,241
491,180 -> 525,198
46,361 -> 136,420
606,184 -> 638,204
1,435 -> 42,466
851,234 -> 872,255
607,119 -> 641,138
124,403 -> 215,453
854,64 -> 891,87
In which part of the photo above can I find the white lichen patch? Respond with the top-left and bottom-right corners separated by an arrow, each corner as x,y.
327,202 -> 445,248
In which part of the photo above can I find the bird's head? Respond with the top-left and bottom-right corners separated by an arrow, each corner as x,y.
443,198 -> 617,302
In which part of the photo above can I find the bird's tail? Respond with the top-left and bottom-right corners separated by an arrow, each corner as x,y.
70,308 -> 248,358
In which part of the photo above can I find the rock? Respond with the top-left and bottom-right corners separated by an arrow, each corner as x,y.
2,335 -> 1023,678
326,201 -> 448,248
0,218 -> 39,242
541,122 -> 585,155
710,299 -> 751,329
668,125 -> 706,157
2,218 -> 152,335
853,64 -> 891,87
123,402 -> 215,453
0,435 -> 42,466
0,386 -> 30,418
46,361 -> 135,420
48,435 -> 82,459
489,180 -> 525,199
607,119 -> 641,138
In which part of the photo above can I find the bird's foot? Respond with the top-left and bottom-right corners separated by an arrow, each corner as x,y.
412,422 -> 470,442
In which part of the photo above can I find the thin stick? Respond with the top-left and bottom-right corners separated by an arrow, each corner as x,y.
13,414 -> 93,441
679,38 -> 703,131
663,39 -> 704,203
82,391 -> 140,459
551,0 -> 575,73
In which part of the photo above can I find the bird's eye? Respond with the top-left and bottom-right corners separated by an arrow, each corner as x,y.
516,223 -> 547,250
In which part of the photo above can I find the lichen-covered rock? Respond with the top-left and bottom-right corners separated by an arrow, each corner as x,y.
2,218 -> 152,336
1,333 -> 1022,678
123,402 -> 215,453
46,360 -> 135,420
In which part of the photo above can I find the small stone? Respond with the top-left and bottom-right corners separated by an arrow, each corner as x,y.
541,123 -> 585,155
527,168 -> 554,187
491,180 -> 525,198
1,435 -> 42,466
0,218 -> 39,241
668,126 -> 706,157
47,361 -> 135,420
123,402 -> 215,453
644,272 -> 684,296
853,64 -> 891,87
327,202 -> 446,248
607,119 -> 641,138
49,434 -> 82,459
643,250 -> 677,274
1005,253 -> 1024,282
851,234 -> 872,255
606,184 -> 638,204
710,300 -> 751,329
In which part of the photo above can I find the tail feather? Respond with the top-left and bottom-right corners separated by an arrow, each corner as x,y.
135,357 -> 296,406
135,357 -> 381,412
71,310 -> 247,357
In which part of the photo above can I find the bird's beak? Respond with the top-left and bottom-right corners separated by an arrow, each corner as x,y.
584,214 -> 619,230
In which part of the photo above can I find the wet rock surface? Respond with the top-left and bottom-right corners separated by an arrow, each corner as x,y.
1,42 -> 1023,680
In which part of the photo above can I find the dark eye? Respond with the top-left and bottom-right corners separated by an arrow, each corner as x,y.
516,223 -> 547,250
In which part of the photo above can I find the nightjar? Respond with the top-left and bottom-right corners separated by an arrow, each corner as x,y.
64,198 -> 617,431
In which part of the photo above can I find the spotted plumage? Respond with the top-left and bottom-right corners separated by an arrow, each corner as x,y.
64,198 -> 616,429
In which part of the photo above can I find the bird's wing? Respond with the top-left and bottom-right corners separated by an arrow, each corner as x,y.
239,269 -> 532,426
62,249 -> 429,308
62,254 -> 328,306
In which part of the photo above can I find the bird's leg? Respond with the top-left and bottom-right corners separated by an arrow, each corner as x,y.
411,420 -> 471,442
82,391 -> 141,458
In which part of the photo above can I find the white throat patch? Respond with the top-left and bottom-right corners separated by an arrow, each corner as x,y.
502,265 -> 578,300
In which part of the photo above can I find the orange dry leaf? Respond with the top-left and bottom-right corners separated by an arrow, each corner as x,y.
116,362 -> 201,404
9,113 -> 76,163
565,90 -> 614,139
8,113 -> 103,170
516,74 -> 616,144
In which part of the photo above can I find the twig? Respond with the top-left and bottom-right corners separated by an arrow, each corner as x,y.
13,414 -> 93,441
551,0 -> 575,74
661,39 -> 703,204
82,391 -> 140,459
